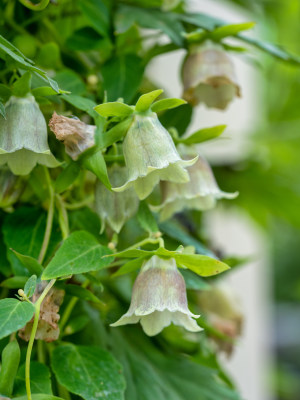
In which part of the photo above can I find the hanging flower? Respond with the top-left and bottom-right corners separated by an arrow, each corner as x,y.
49,112 -> 95,160
111,255 -> 202,336
182,41 -> 241,109
198,282 -> 243,356
0,95 -> 59,175
95,164 -> 139,233
152,145 -> 237,221
113,113 -> 197,200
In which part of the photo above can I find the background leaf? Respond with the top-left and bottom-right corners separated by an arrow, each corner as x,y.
14,362 -> 52,396
51,344 -> 126,400
0,298 -> 35,339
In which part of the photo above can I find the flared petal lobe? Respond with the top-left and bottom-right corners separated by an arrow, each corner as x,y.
111,256 -> 201,336
112,113 -> 197,200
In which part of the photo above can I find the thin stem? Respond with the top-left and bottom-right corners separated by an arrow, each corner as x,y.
126,237 -> 162,251
59,280 -> 89,332
56,195 -> 69,240
25,279 -> 56,400
38,169 -> 54,264
18,0 -> 50,11
64,196 -> 94,210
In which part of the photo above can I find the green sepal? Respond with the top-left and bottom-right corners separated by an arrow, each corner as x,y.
135,89 -> 163,112
177,125 -> 226,145
151,98 -> 186,113
12,72 -> 32,97
94,102 -> 134,118
54,162 -> 81,194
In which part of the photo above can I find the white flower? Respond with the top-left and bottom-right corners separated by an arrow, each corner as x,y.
152,146 -> 238,221
182,42 -> 241,110
0,95 -> 59,175
49,112 -> 95,160
112,113 -> 197,200
95,164 -> 139,233
111,255 -> 202,336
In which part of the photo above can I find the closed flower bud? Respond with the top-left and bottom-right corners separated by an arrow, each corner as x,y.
152,146 -> 237,221
113,113 -> 197,200
198,283 -> 243,356
0,95 -> 59,175
49,112 -> 95,160
0,167 -> 24,209
182,42 -> 241,109
95,164 -> 139,233
111,255 -> 202,336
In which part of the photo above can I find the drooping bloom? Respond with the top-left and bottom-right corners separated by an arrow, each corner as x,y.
49,112 -> 95,160
182,42 -> 241,110
111,255 -> 201,336
0,167 -> 24,209
95,164 -> 139,233
113,113 -> 197,200
198,282 -> 243,356
0,95 -> 59,175
152,146 -> 238,221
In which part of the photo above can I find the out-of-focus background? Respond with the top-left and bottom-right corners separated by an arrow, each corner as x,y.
149,0 -> 300,399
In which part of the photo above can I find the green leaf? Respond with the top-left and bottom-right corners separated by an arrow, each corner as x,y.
78,0 -> 110,36
137,202 -> 159,233
94,102 -> 134,117
110,248 -> 152,259
113,257 -> 145,277
151,98 -> 186,113
63,315 -> 90,336
178,125 -> 226,145
11,251 -> 43,276
102,55 -> 144,102
82,150 -> 111,189
14,396 -> 63,400
116,5 -> 185,46
31,86 -> 69,97
61,94 -> 97,118
51,344 -> 126,400
55,70 -> 85,95
0,276 -> 28,289
159,103 -> 193,135
181,269 -> 211,290
0,340 -> 20,397
54,162 -> 81,194
42,231 -> 112,280
24,275 -> 37,298
210,22 -> 255,40
13,362 -> 52,396
175,254 -> 230,277
12,72 -> 32,97
63,284 -> 101,303
0,298 -> 35,340
135,89 -> 163,112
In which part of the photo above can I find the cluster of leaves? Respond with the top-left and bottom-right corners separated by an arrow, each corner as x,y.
0,1 -> 299,400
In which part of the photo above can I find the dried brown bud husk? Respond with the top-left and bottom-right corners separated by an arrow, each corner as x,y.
19,282 -> 64,342
49,112 -> 95,160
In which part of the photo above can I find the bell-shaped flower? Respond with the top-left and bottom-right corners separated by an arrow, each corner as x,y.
113,112 -> 197,200
49,112 -> 95,160
0,95 -> 59,175
198,282 -> 243,356
182,42 -> 241,110
111,255 -> 201,336
152,146 -> 237,221
95,164 -> 139,233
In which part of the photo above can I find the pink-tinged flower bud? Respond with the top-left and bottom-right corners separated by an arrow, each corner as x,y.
113,113 -> 197,200
198,283 -> 243,356
49,112 -> 95,160
95,164 -> 139,233
152,146 -> 237,221
182,42 -> 241,109
0,95 -> 59,175
111,256 -> 202,336
0,167 -> 24,209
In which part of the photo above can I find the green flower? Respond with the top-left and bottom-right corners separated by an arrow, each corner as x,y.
0,95 -> 59,175
152,146 -> 238,221
182,42 -> 241,110
111,255 -> 202,336
95,164 -> 139,233
113,113 -> 197,200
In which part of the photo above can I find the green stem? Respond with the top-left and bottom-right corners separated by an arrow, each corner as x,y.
37,340 -> 45,364
64,196 -> 93,210
38,169 -> 54,264
18,0 -> 50,11
59,280 -> 89,332
56,195 -> 69,240
126,237 -> 164,250
25,279 -> 56,400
